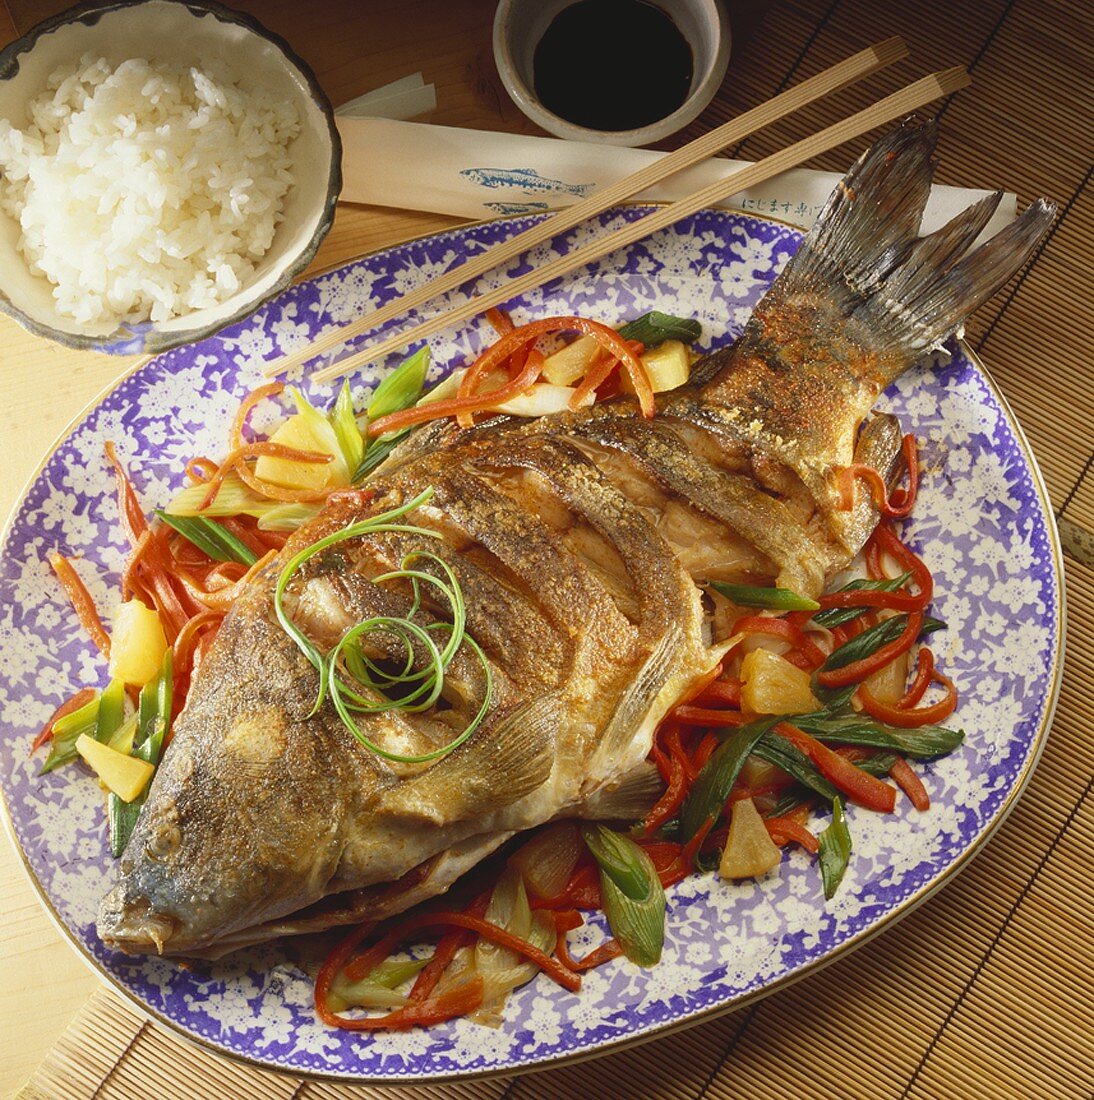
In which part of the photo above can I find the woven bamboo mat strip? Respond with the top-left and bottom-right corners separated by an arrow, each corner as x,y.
9,0 -> 1094,1096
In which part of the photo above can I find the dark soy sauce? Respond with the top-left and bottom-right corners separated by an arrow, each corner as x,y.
533,0 -> 694,132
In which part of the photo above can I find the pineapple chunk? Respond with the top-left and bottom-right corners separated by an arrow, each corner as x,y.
108,600 -> 167,687
740,648 -> 821,715
621,340 -> 691,395
542,335 -> 599,386
253,413 -> 334,491
76,734 -> 154,803
720,797 -> 781,879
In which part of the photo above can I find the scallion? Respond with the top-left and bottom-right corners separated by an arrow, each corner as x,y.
791,709 -> 964,758
752,735 -> 839,802
818,798 -> 852,899
581,824 -> 666,967
41,693 -> 100,774
616,311 -> 702,348
331,379 -> 366,473
812,572 -> 914,628
109,650 -> 172,858
679,718 -> 778,846
155,511 -> 258,566
367,346 -> 430,421
818,613 -> 945,676
275,487 -> 493,764
352,428 -> 411,483
288,386 -> 350,485
710,582 -> 820,611
94,678 -> 127,744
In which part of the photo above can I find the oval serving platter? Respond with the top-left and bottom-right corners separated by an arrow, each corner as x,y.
0,207 -> 1064,1082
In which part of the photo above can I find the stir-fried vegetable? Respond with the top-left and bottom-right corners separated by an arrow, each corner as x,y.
720,797 -> 781,879
818,798 -> 852,899
368,346 -> 431,421
812,572 -> 913,628
156,512 -> 258,566
711,582 -> 820,611
616,310 -> 703,347
76,734 -> 154,802
41,693 -> 101,774
740,648 -> 821,715
107,599 -> 168,686
581,824 -> 666,967
109,649 -> 172,857
679,718 -> 778,849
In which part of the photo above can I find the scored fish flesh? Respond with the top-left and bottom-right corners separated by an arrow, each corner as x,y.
97,120 -> 1054,958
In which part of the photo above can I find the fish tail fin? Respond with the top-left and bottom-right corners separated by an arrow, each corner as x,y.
764,118 -> 1055,382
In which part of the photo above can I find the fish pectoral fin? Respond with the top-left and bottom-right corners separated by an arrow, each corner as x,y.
590,625 -> 684,772
375,694 -> 559,826
577,760 -> 663,821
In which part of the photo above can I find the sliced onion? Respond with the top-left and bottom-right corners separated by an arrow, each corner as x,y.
508,821 -> 583,901
474,867 -> 556,1009
326,973 -> 408,1013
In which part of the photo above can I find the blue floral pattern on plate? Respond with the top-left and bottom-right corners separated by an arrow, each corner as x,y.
0,208 -> 1063,1081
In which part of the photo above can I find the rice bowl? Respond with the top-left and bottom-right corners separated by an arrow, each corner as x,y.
0,0 -> 341,354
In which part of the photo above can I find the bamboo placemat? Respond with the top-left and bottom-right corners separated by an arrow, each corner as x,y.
6,0 -> 1094,1097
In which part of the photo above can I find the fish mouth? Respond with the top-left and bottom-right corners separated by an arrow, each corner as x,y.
97,892 -> 180,956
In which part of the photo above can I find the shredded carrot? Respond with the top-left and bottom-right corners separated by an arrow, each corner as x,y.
230,382 -> 284,450
671,705 -> 751,728
837,434 -> 920,518
682,816 -> 715,868
484,307 -> 514,337
47,551 -> 111,657
642,739 -> 688,835
185,456 -> 219,483
568,339 -> 643,411
104,441 -> 149,548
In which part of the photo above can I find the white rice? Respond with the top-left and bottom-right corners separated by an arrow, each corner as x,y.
0,53 -> 300,326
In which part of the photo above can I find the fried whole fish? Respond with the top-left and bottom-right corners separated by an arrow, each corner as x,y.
98,121 -> 1053,958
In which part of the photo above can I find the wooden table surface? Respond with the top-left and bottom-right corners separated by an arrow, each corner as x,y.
1,1 -> 1091,1098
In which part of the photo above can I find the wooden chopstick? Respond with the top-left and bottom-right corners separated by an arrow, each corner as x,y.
265,37 -> 908,379
309,67 -> 970,386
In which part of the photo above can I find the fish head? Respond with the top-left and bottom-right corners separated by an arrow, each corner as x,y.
97,588 -> 357,956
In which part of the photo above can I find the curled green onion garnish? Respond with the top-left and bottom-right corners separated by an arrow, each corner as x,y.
274,487 -> 493,763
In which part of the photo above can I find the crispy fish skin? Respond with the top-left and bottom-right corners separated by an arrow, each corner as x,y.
97,121 -> 1054,958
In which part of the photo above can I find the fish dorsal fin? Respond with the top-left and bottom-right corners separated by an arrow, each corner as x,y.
588,625 -> 684,777
375,693 -> 559,826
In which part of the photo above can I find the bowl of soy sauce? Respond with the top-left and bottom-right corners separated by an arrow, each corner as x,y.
493,0 -> 730,147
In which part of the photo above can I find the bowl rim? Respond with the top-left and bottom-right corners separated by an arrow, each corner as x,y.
492,0 -> 731,146
0,0 -> 343,355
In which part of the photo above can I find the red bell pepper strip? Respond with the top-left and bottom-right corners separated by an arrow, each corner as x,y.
889,757 -> 930,811
776,723 -> 897,813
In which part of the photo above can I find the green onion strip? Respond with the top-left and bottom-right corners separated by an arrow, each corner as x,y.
274,487 -> 493,763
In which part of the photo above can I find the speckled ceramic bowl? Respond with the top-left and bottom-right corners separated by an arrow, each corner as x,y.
0,0 -> 341,355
